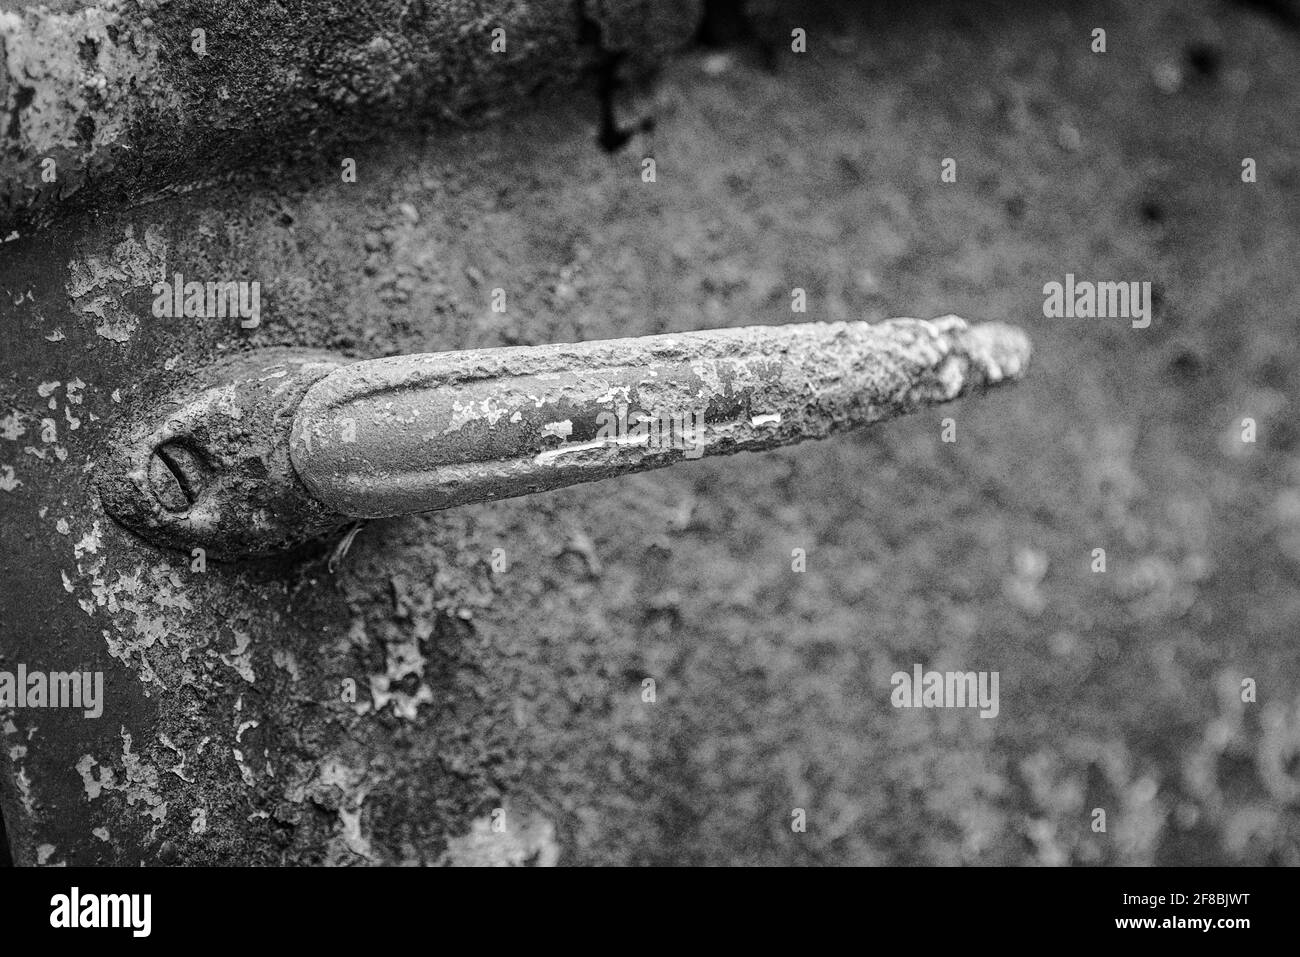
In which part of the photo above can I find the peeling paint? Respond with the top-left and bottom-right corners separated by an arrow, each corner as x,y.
440,810 -> 560,867
542,419 -> 574,439
72,520 -> 101,558
220,632 -> 256,683
63,225 -> 166,344
0,411 -> 25,441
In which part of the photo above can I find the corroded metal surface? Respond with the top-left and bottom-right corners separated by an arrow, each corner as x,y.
4,0 -> 1295,871
292,316 -> 1029,516
96,317 -> 1030,556
0,0 -> 702,228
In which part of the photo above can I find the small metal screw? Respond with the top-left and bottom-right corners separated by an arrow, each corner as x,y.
146,441 -> 209,512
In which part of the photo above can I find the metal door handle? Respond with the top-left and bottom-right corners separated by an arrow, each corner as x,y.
97,315 -> 1030,559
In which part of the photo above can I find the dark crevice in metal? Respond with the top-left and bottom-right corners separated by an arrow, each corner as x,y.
575,0 -> 656,153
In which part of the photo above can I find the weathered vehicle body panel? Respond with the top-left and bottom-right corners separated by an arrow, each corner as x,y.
4,0 -> 1300,868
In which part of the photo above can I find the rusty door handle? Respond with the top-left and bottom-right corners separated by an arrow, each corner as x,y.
97,316 -> 1030,559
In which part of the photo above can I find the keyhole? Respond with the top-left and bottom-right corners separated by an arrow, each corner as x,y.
147,440 -> 210,512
